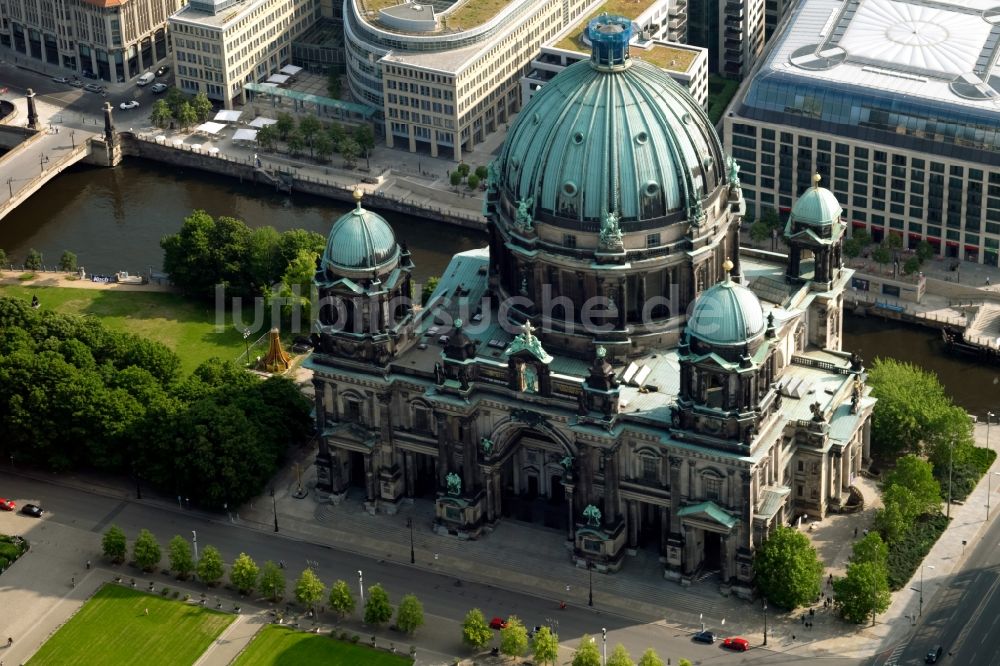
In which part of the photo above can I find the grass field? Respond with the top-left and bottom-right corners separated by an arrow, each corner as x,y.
0,285 -> 266,376
232,625 -> 413,666
28,584 -> 234,666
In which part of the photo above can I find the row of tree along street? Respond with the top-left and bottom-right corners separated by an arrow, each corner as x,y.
0,297 -> 313,507
254,112 -> 375,168
752,357 -> 992,624
0,248 -> 79,273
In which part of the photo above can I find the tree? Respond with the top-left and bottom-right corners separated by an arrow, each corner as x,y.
607,644 -> 635,666
500,616 -> 528,658
637,649 -> 665,666
168,535 -> 194,580
286,129 -> 305,156
298,115 -> 322,156
884,455 -> 941,514
328,579 -> 356,619
230,552 -> 260,595
102,525 -> 127,564
176,102 -> 198,130
754,525 -> 823,609
884,232 -> 903,251
294,567 -> 326,611
338,137 -> 360,167
363,583 -> 392,626
150,100 -> 173,129
197,545 -> 224,586
191,91 -> 213,123
467,173 -> 480,190
875,484 -> 920,542
256,124 -> 277,152
749,220 -> 771,243
572,635 -> 601,666
314,132 -> 334,162
852,532 -> 888,567
844,237 -> 862,259
275,112 -> 295,140
450,171 -> 463,188
265,248 -> 316,326
24,248 -> 42,270
456,162 -> 471,177
59,250 -> 77,272
833,560 -> 891,624
903,256 -> 921,275
678,660 -> 692,666
872,245 -> 892,272
395,593 -> 424,634
916,240 -> 934,263
461,608 -> 492,650
852,228 -> 872,246
354,124 -> 375,157
165,88 -> 188,117
328,123 -> 346,146
260,560 -> 285,602
532,624 -> 559,665
0,248 -> 7,267
132,528 -> 161,572
475,165 -> 488,181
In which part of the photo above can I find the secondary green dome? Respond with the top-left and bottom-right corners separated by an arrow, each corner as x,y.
790,174 -> 842,226
496,14 -> 727,227
322,190 -> 399,273
687,269 -> 766,347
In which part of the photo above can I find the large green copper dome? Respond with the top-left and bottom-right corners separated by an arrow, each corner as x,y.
322,190 -> 399,273
496,14 -> 727,226
687,269 -> 766,347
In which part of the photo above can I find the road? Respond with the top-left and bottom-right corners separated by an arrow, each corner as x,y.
0,471 -> 862,665
871,514 -> 1000,666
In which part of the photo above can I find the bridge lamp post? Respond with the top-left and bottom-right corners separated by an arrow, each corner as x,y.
39,153 -> 49,173
70,130 -> 76,148
6,177 -> 12,198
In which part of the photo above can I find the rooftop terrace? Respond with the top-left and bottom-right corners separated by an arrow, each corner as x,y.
358,0 -> 513,32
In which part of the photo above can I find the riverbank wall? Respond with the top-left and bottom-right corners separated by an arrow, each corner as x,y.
118,133 -> 487,231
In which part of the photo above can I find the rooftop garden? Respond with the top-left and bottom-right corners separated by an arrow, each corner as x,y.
632,43 -> 697,72
446,0 -> 510,29
553,0 -> 660,52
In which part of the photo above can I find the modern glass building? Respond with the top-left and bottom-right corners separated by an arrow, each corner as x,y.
725,0 -> 1000,265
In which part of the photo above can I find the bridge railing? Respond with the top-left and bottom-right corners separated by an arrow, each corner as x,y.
0,141 -> 90,219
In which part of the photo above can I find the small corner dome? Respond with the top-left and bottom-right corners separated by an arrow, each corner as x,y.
687,278 -> 766,346
790,174 -> 842,226
322,190 -> 399,272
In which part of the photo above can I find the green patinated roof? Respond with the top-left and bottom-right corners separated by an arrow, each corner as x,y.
789,178 -> 843,227
677,501 -> 738,529
496,15 -> 726,225
321,198 -> 399,272
687,277 -> 766,347
504,321 -> 553,364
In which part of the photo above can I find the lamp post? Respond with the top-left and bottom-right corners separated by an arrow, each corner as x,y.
588,560 -> 594,607
39,153 -> 49,172
763,599 -> 768,646
987,413 -> 996,520
270,487 -> 279,532
601,627 -> 607,666
358,569 -> 365,605
191,530 -> 198,563
920,564 -> 934,617
70,130 -> 75,148
242,328 -> 251,365
6,176 -> 12,197
407,517 -> 415,564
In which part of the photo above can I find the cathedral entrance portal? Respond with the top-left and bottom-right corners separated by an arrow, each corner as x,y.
494,431 -> 569,532
704,531 -> 722,571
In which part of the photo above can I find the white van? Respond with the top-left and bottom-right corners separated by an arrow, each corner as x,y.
137,72 -> 155,86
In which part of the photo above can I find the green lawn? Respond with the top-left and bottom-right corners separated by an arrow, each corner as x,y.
28,584 -> 234,666
233,625 -> 413,666
0,286 -> 266,376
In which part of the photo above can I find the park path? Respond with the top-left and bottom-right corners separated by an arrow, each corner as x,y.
0,268 -> 174,292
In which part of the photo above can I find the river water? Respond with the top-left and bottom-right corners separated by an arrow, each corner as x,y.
1,158 -> 996,416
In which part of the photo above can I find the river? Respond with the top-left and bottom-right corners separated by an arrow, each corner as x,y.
0,158 -> 996,416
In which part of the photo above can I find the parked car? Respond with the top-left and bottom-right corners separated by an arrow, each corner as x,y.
0,498 -> 15,511
721,637 -> 750,652
489,617 -> 508,630
20,504 -> 43,517
692,630 -> 716,644
51,76 -> 69,84
119,100 -> 140,110
925,646 -> 944,664
68,78 -> 84,88
155,65 -> 170,77
83,83 -> 103,93
150,83 -> 168,94
82,70 -> 98,79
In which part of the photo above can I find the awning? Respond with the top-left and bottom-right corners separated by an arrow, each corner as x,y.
266,74 -> 291,85
194,121 -> 226,135
232,128 -> 259,142
280,64 -> 302,76
249,117 -> 277,128
213,109 -> 242,123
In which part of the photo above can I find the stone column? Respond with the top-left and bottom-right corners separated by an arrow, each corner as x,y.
603,449 -> 620,526
364,452 -> 376,502
862,419 -> 871,460
103,102 -> 115,145
492,472 -> 503,518
404,451 -> 415,497
668,456 -> 683,537
627,500 -> 639,550
740,471 -> 752,549
462,416 -> 477,493
659,506 -> 670,555
25,88 -> 38,130
313,380 -> 326,432
565,484 -> 575,541
579,443 -> 593,508
435,412 -> 450,488
485,469 -> 495,522
617,279 -> 626,329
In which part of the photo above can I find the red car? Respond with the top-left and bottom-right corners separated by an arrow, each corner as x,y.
0,498 -> 15,511
489,617 -> 508,630
722,637 -> 750,651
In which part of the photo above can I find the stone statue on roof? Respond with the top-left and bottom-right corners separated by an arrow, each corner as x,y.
599,209 -> 624,251
727,156 -> 741,190
687,198 -> 705,227
480,437 -> 494,455
515,196 -> 534,231
583,503 -> 602,527
446,472 -> 461,496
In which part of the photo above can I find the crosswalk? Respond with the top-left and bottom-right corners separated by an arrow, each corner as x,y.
882,643 -> 906,666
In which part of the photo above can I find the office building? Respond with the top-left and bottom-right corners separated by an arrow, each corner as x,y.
0,0 -> 178,81
168,0 -> 319,108
725,0 -> 1000,265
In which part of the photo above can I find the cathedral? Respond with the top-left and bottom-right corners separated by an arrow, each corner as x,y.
307,15 -> 874,594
